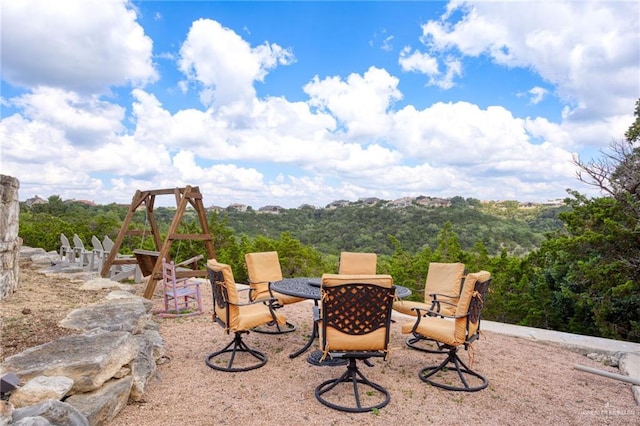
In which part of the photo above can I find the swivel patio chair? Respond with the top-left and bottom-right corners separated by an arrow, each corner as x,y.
338,251 -> 377,275
153,258 -> 203,318
206,259 -> 287,372
393,262 -> 465,352
315,273 -> 396,413
244,251 -> 303,334
401,271 -> 492,392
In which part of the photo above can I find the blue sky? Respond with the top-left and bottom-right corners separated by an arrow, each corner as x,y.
1,0 -> 639,208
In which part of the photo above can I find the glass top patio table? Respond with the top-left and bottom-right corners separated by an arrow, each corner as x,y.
270,277 -> 411,300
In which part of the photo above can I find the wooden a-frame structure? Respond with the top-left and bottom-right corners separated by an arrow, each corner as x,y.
100,186 -> 216,299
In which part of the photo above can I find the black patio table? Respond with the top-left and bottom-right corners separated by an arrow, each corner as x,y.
270,277 -> 411,365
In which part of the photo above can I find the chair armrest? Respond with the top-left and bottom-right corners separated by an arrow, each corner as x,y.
428,292 -> 456,300
411,306 -> 467,320
228,296 -> 279,308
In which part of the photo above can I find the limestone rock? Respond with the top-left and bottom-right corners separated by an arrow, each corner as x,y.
12,399 -> 89,426
66,376 -> 133,426
105,290 -> 137,299
30,253 -> 61,265
129,334 -> 157,402
142,329 -> 165,361
59,298 -> 151,334
0,331 -> 139,393
12,416 -> 52,425
9,376 -> 74,408
619,352 -> 640,404
80,279 -> 135,293
0,400 -> 12,426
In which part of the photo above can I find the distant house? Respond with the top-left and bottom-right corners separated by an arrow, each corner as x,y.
74,199 -> 97,207
208,205 -> 225,213
416,197 -> 450,208
24,195 -> 47,207
258,205 -> 284,214
326,199 -> 351,209
387,197 -> 414,208
227,203 -> 248,212
358,197 -> 382,206
519,202 -> 539,209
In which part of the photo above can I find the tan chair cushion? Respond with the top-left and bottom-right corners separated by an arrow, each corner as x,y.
207,259 -> 239,304
393,262 -> 464,317
401,316 -> 458,346
321,273 -> 392,288
424,262 -> 465,301
235,303 -> 286,331
325,328 -> 388,352
392,300 -> 432,316
455,270 -> 491,342
245,251 -> 305,305
207,258 -> 287,332
338,252 -> 377,275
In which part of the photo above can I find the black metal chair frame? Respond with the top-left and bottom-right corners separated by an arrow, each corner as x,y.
409,277 -> 492,392
249,282 -> 296,335
315,282 -> 396,413
205,267 -> 280,372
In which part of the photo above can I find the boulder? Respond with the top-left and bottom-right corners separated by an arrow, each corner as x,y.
0,400 -> 12,426
9,376 -> 74,408
12,400 -> 89,426
59,298 -> 151,334
0,331 -> 139,393
129,334 -> 157,402
66,376 -> 133,426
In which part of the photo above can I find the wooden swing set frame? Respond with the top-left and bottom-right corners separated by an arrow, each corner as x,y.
100,186 -> 216,299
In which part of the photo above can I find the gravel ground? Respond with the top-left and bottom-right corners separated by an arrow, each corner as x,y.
2,261 -> 637,425
109,280 -> 638,426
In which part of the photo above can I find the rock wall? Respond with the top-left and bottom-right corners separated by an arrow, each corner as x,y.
0,174 -> 21,300
0,249 -> 168,426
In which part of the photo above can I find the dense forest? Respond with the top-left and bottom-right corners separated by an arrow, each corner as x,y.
18,99 -> 640,343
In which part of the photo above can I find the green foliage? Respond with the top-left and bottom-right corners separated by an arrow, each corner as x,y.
521,193 -> 640,341
219,203 -> 563,257
17,185 -> 639,342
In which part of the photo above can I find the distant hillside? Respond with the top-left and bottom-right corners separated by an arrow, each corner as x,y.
214,200 -> 567,256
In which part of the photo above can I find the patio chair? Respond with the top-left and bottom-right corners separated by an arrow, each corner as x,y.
89,235 -> 106,272
338,251 -> 377,275
392,262 -> 465,352
153,258 -> 203,318
59,233 -> 73,262
401,271 -> 492,392
205,259 -> 287,372
101,236 -> 143,282
244,251 -> 303,334
72,234 -> 92,270
314,273 -> 396,413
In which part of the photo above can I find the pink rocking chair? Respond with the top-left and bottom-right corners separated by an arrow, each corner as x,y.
154,258 -> 203,318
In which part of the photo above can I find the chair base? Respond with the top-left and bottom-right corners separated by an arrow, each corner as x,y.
315,358 -> 390,413
307,350 -> 348,367
419,346 -> 488,392
252,320 -> 296,334
205,332 -> 267,372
